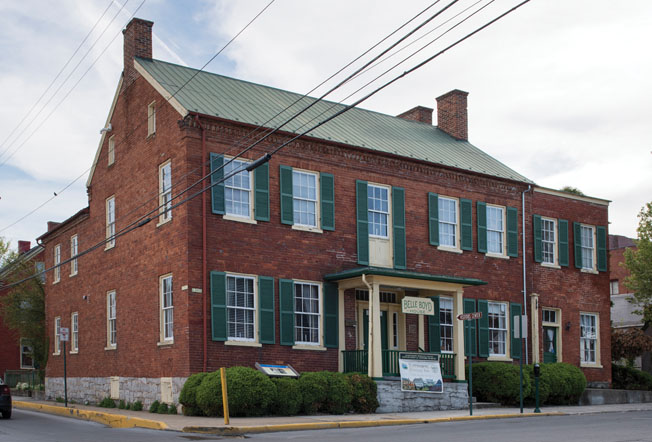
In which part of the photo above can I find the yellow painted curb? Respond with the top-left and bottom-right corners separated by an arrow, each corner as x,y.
14,401 -> 168,430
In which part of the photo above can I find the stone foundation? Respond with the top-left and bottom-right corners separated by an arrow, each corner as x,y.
376,380 -> 469,412
45,376 -> 186,408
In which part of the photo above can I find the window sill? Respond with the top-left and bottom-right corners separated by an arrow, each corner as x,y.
156,217 -> 172,228
541,263 -> 561,269
437,246 -> 463,254
104,244 -> 115,251
580,363 -> 603,369
225,340 -> 262,348
581,268 -> 599,275
52,352 -> 60,356
292,224 -> 323,234
487,355 -> 513,362
292,344 -> 327,351
69,273 -> 78,278
223,214 -> 257,225
53,280 -> 60,285
69,350 -> 79,355
486,253 -> 509,260
369,235 -> 390,241
158,341 -> 174,347
104,346 -> 116,351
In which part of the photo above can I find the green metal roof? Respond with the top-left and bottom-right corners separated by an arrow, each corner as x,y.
324,266 -> 487,286
137,57 -> 533,183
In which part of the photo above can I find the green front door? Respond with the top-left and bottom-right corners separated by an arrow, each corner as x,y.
543,326 -> 557,363
363,309 -> 388,350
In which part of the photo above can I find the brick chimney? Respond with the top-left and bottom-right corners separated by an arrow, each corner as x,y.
18,240 -> 31,254
397,106 -> 433,125
122,18 -> 154,91
436,89 -> 469,141
47,221 -> 61,232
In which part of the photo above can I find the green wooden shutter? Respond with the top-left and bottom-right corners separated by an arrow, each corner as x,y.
477,202 -> 487,253
210,153 -> 225,214
428,193 -> 439,246
393,186 -> 406,270
254,162 -> 269,221
279,165 -> 294,225
464,298 -> 477,356
210,271 -> 227,341
507,206 -> 518,257
279,279 -> 295,346
533,215 -> 542,263
573,222 -> 582,268
356,180 -> 369,265
510,303 -> 522,359
324,282 -> 339,348
558,219 -> 569,267
258,276 -> 275,344
597,226 -> 607,272
320,172 -> 335,231
428,296 -> 441,352
477,299 -> 489,358
460,198 -> 473,251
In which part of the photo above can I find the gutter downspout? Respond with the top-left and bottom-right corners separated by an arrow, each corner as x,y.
194,114 -> 208,372
362,274 -> 373,378
522,185 -> 532,365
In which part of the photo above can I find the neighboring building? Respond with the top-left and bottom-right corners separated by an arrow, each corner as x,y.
38,18 -> 611,406
609,234 -> 650,373
0,241 -> 44,382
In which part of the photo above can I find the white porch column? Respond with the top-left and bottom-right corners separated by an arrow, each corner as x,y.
530,293 -> 540,364
338,287 -> 346,372
418,313 -> 425,351
453,288 -> 465,381
368,281 -> 383,379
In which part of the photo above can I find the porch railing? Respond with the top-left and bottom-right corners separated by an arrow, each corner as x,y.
342,350 -> 456,379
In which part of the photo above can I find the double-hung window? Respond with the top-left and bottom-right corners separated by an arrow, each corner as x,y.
106,196 -> 115,248
486,206 -> 505,255
71,312 -> 78,352
294,282 -> 320,345
160,275 -> 173,342
580,225 -> 595,270
224,159 -> 251,218
580,313 -> 598,364
488,302 -> 507,356
609,280 -> 619,295
70,235 -> 78,276
226,275 -> 256,341
439,297 -> 454,352
54,317 -> 61,354
147,102 -> 156,136
438,197 -> 458,248
159,161 -> 172,223
20,339 -> 34,369
293,170 -> 318,227
541,218 -> 556,264
53,244 -> 61,283
368,184 -> 389,238
107,291 -> 116,348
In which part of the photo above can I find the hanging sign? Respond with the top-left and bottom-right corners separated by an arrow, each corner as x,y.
401,296 -> 434,315
399,352 -> 443,393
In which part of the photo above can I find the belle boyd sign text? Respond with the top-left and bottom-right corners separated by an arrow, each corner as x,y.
401,296 -> 434,316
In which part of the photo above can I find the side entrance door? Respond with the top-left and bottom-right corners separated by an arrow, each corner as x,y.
543,326 -> 557,363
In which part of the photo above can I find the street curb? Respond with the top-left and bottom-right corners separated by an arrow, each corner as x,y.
14,401 -> 168,430
182,412 -> 566,435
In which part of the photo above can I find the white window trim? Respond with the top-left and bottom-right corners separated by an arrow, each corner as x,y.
580,224 -> 597,273
437,196 -> 461,252
223,156 -> 257,224
53,316 -> 61,355
580,312 -> 602,368
160,274 -> 174,344
105,196 -> 116,250
540,217 -> 559,268
610,280 -> 619,296
53,244 -> 61,283
486,301 -> 510,360
291,168 -> 322,233
106,291 -> 116,350
108,135 -> 115,166
292,280 -> 324,349
20,338 -> 34,369
225,272 -> 258,344
158,160 -> 172,225
147,101 -> 156,136
486,204 -> 507,258
439,296 -> 454,353
368,183 -> 390,239
70,235 -> 78,276
70,312 -> 79,353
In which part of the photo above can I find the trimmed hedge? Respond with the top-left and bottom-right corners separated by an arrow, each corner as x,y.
612,364 -> 652,391
542,363 -> 586,405
179,372 -> 208,416
270,377 -> 302,416
346,373 -> 379,413
225,367 -> 275,417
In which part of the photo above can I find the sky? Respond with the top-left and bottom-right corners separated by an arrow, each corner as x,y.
0,0 -> 650,250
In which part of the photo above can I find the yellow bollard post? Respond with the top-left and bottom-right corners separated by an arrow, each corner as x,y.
220,367 -> 230,425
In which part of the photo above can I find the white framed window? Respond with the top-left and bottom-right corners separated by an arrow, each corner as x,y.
488,301 -> 507,356
294,282 -> 321,345
438,197 -> 458,248
108,135 -> 115,165
106,196 -> 115,249
20,338 -> 34,369
224,158 -> 252,219
107,291 -> 116,348
439,297 -> 454,353
147,101 -> 156,136
542,309 -> 557,324
54,316 -> 61,354
368,184 -> 389,238
71,312 -> 78,352
580,313 -> 599,365
159,160 -> 172,223
541,218 -> 557,265
160,274 -> 173,342
293,170 -> 318,227
226,274 -> 256,341
610,280 -> 619,295
53,244 -> 61,283
70,235 -> 78,276
486,205 -> 505,255
581,225 -> 595,270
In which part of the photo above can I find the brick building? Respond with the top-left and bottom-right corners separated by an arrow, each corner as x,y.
38,18 -> 611,405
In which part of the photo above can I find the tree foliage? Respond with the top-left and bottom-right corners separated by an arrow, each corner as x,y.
611,327 -> 652,364
624,202 -> 652,323
560,186 -> 585,196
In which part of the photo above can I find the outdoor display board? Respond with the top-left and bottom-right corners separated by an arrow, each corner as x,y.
398,352 -> 443,393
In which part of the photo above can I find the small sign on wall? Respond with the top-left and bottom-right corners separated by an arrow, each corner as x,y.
401,296 -> 434,316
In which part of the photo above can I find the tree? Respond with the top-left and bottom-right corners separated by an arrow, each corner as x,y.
611,327 -> 652,365
624,202 -> 652,323
560,186 -> 585,196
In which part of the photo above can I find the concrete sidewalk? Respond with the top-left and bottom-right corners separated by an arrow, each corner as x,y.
14,397 -> 652,435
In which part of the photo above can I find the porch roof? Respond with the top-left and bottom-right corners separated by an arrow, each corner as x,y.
323,266 -> 487,287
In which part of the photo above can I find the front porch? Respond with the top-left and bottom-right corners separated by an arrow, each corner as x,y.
342,350 -> 457,378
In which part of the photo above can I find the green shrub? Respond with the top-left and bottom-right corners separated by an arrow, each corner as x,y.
224,366 -> 276,417
179,372 -> 208,416
99,397 -> 116,408
544,363 -> 586,405
168,404 -> 178,414
270,377 -> 302,416
346,373 -> 379,413
132,400 -> 143,411
125,402 -> 131,410
467,362 -> 532,406
525,364 -> 551,405
157,402 -> 169,414
149,400 -> 160,413
55,397 -> 64,403
196,372 -> 224,417
612,364 -> 652,391
118,399 -> 126,409
297,371 -> 352,414
323,372 -> 353,414
298,372 -> 329,414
